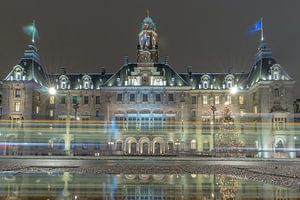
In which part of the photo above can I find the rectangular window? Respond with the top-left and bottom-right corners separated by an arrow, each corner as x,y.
50,96 -> 55,104
274,89 -> 280,97
95,96 -> 101,104
117,93 -> 123,102
191,96 -> 197,104
203,96 -> 208,104
191,110 -> 196,117
36,106 -> 40,114
240,109 -> 244,117
130,94 -> 135,102
155,94 -> 161,102
15,102 -> 21,112
83,96 -> 89,104
15,89 -> 21,97
239,95 -> 244,105
142,94 -> 148,102
60,96 -> 66,104
168,94 -> 174,102
49,110 -> 54,117
72,96 -> 78,104
215,96 -> 220,105
227,95 -> 232,104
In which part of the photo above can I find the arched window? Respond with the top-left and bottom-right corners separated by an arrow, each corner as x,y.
271,65 -> 281,80
14,66 -> 24,81
82,75 -> 92,89
58,75 -> 69,89
225,75 -> 234,89
201,75 -> 210,89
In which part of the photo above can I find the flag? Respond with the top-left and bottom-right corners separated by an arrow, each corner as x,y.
23,20 -> 39,43
248,19 -> 262,33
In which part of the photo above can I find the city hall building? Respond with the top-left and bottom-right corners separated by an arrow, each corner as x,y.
1,15 -> 296,158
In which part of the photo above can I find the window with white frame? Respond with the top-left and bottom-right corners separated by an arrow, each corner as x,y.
271,66 -> 280,80
14,67 -> 23,81
239,95 -> 244,104
225,75 -> 234,89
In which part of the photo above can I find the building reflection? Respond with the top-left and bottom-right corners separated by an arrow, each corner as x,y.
0,173 -> 297,199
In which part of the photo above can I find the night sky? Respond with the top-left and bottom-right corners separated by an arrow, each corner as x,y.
0,0 -> 299,95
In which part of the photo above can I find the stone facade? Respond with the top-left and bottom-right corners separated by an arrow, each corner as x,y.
1,15 -> 296,158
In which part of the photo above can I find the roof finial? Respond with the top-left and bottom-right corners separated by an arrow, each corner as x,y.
146,9 -> 150,17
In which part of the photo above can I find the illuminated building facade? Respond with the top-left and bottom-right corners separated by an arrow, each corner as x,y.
1,15 -> 296,158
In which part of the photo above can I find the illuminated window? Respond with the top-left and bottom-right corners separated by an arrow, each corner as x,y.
272,117 -> 287,130
49,110 -> 54,117
239,96 -> 244,104
50,96 -> 55,104
240,109 -> 244,117
36,106 -> 40,114
215,96 -> 220,105
203,96 -> 208,104
191,139 -> 197,150
15,102 -> 21,112
227,96 -> 232,104
15,67 -> 23,81
15,89 -> 21,97
191,96 -> 197,104
254,106 -> 258,114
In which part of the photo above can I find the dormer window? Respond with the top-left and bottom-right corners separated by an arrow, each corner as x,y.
82,75 -> 92,89
201,75 -> 210,89
14,66 -> 24,81
271,66 -> 280,80
59,75 -> 69,90
225,75 -> 234,89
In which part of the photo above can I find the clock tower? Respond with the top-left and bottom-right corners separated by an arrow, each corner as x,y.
137,13 -> 159,63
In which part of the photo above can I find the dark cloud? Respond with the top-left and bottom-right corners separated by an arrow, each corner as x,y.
0,0 -> 299,95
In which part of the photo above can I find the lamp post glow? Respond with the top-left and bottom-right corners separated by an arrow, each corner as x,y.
48,87 -> 57,95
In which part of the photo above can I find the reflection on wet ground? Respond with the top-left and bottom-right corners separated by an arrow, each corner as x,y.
0,172 -> 299,199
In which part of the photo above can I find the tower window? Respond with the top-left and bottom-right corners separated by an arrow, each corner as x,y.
274,88 -> 280,97
15,89 -> 21,97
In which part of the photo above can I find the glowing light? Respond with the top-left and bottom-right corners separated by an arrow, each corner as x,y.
48,87 -> 57,95
224,101 -> 229,106
230,86 -> 238,95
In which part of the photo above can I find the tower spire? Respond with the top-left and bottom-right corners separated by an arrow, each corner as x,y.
261,17 -> 264,42
23,20 -> 39,44
146,9 -> 150,17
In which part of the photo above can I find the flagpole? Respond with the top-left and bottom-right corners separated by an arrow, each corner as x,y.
261,17 -> 264,41
32,20 -> 35,44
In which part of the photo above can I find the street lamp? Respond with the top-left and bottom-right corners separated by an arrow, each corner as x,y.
48,87 -> 57,95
